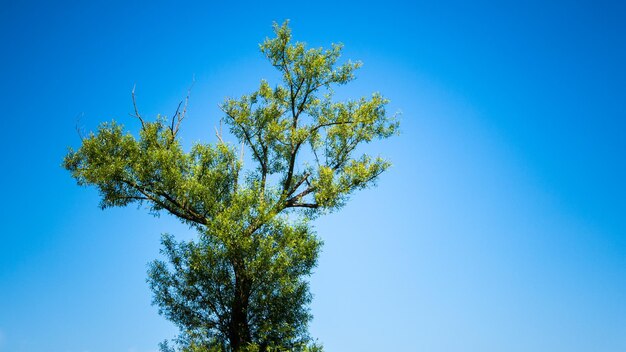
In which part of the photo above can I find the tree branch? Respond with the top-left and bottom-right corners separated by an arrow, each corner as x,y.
286,172 -> 310,198
284,186 -> 315,208
222,108 -> 266,173
170,100 -> 183,134
131,84 -> 146,129
120,179 -> 207,226
286,202 -> 318,209
311,119 -> 354,133
173,77 -> 195,136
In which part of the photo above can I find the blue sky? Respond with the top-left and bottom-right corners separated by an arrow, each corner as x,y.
1,1 -> 625,351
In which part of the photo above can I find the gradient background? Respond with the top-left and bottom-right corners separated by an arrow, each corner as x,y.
1,1 -> 625,351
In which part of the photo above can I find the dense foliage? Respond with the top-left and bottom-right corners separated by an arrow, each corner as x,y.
64,21 -> 398,351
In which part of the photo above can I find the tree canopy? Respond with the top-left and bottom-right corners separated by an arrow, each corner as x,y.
64,21 -> 398,351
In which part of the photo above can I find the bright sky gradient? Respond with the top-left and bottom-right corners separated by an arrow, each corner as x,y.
1,1 -> 625,351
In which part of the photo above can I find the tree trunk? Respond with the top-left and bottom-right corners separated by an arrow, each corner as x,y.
229,262 -> 251,351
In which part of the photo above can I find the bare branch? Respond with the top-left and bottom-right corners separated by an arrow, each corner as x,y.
131,84 -> 146,129
285,185 -> 315,208
173,76 -> 196,136
287,202 -> 318,209
75,112 -> 86,141
286,172 -> 310,198
294,80 -> 313,119
311,119 -> 354,133
215,126 -> 224,144
170,100 -> 183,134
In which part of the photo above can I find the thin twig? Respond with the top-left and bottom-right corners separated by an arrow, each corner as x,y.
131,84 -> 146,129
75,112 -> 86,141
214,126 -> 224,143
172,76 -> 196,137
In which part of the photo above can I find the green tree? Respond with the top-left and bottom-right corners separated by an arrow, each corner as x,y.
64,21 -> 398,351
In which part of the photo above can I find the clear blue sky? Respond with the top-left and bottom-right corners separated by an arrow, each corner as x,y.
1,1 -> 625,351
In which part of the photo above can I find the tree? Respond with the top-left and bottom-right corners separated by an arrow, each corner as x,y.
64,21 -> 398,351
